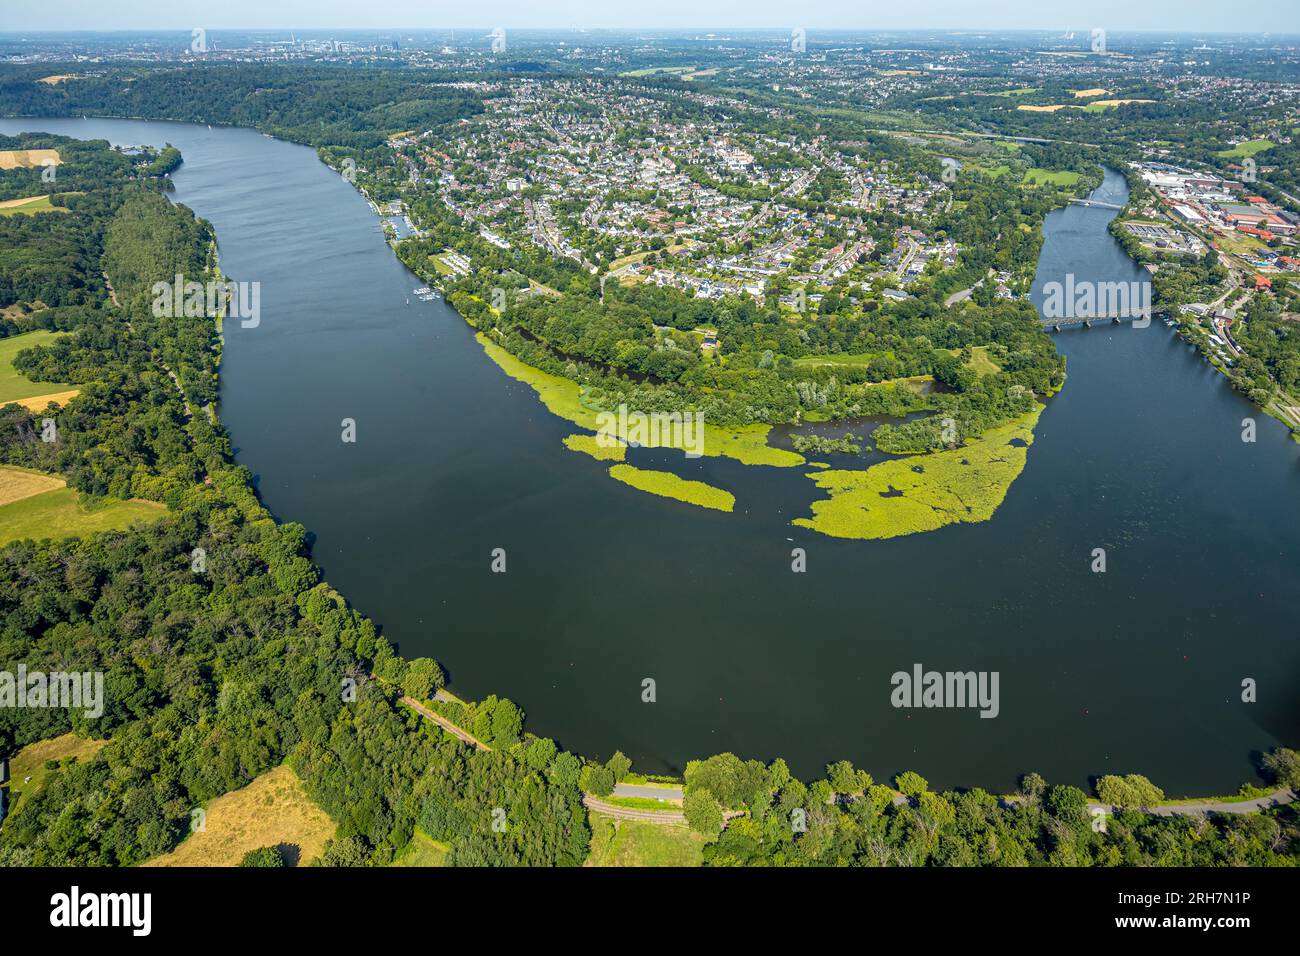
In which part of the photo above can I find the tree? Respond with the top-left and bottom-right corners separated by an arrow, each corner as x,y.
827,760 -> 871,795
316,836 -> 370,868
240,845 -> 285,867
605,750 -> 632,784
1046,785 -> 1089,825
488,697 -> 524,747
400,658 -> 445,701
1097,774 -> 1164,809
1019,772 -> 1047,802
579,764 -> 615,797
1262,748 -> 1300,789
895,771 -> 929,798
684,788 -> 724,836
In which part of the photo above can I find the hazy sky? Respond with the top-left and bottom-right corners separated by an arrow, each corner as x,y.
3,1 -> 1297,35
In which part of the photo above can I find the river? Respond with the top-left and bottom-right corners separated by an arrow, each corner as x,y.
4,119 -> 1297,795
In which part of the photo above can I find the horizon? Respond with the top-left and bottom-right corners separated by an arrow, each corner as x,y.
3,2 -> 1298,36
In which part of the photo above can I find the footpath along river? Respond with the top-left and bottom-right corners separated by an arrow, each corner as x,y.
5,119 -> 1297,793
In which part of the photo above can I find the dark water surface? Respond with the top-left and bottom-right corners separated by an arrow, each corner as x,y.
7,119 -> 1297,794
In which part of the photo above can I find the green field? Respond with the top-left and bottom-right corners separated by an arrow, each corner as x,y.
0,486 -> 166,546
947,345 -> 1002,376
1023,168 -> 1082,186
586,815 -> 705,867
2,733 -> 107,815
601,795 -> 683,812
1215,139 -> 1273,159
990,87 -> 1039,97
392,829 -> 450,867
0,330 -> 74,404
0,195 -> 64,216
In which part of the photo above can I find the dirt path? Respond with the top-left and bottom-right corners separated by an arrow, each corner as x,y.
398,694 -> 491,752
584,795 -> 686,823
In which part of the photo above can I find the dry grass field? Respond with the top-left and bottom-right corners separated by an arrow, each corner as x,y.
143,765 -> 336,867
0,149 -> 62,170
0,465 -> 65,506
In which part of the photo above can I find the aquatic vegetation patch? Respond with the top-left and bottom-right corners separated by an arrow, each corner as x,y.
607,464 -> 736,512
563,433 -> 626,461
792,407 -> 1042,540
476,332 -> 803,468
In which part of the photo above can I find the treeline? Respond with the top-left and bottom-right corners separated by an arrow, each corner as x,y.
0,64 -> 484,151
679,753 -> 1300,866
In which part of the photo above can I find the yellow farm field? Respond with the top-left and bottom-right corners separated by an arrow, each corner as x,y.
0,149 -> 62,170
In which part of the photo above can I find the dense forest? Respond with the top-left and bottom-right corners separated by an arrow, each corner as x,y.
0,64 -> 483,152
0,136 -> 587,866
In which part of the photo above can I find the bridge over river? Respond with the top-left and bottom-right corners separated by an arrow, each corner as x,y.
1044,311 -> 1165,331
1068,198 -> 1125,211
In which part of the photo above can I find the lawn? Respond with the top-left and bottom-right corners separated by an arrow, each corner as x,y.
602,795 -> 683,812
3,733 -> 108,815
585,815 -> 706,867
1215,139 -> 1273,159
0,330 -> 77,408
947,345 -> 1002,376
0,469 -> 166,547
391,829 -> 450,867
143,764 -> 336,867
1023,168 -> 1082,186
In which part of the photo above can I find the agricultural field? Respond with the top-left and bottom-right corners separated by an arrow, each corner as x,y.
0,465 -> 166,546
585,814 -> 706,867
0,195 -> 65,216
143,765 -> 336,867
0,148 -> 62,170
0,330 -> 78,409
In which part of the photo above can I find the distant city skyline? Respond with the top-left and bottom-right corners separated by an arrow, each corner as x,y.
3,2 -> 1298,36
